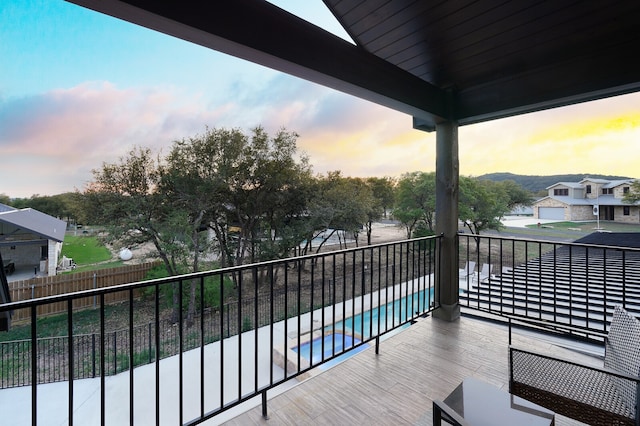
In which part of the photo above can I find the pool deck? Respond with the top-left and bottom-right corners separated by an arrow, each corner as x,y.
223,314 -> 592,425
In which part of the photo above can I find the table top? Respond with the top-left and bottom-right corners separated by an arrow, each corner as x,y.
443,377 -> 554,426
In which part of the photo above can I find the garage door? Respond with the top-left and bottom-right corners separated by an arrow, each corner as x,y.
538,207 -> 564,220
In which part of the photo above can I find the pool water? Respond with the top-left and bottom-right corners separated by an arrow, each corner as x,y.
332,287 -> 435,340
293,287 -> 435,369
292,332 -> 368,365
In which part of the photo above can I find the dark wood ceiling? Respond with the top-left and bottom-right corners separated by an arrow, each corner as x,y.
68,0 -> 640,131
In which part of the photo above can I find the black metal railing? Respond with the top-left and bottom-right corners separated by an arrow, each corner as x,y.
0,236 -> 440,425
459,233 -> 640,341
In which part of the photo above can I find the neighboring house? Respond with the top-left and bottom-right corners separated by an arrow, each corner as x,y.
0,203 -> 67,277
533,178 -> 640,223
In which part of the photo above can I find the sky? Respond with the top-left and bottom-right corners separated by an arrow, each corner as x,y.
1,1 -> 640,198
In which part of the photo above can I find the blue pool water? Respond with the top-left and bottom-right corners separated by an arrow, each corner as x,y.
293,287 -> 435,369
292,332 -> 368,366
332,287 -> 435,340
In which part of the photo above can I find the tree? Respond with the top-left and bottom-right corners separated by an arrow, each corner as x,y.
459,177 -> 509,236
83,147 -> 171,266
360,178 -> 391,244
623,180 -> 640,204
82,147 -> 189,322
234,127 -> 313,264
496,179 -> 533,211
393,172 -> 436,238
309,172 -> 376,249
366,177 -> 396,218
160,126 -> 314,287
8,193 -> 80,223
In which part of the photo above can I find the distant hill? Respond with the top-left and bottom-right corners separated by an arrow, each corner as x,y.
478,172 -> 633,193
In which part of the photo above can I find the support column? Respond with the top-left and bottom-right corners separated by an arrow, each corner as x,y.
433,120 -> 460,322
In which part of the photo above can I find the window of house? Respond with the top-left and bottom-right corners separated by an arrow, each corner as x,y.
624,187 -> 630,194
602,188 -> 613,195
554,188 -> 569,196
586,185 -> 591,194
624,206 -> 630,216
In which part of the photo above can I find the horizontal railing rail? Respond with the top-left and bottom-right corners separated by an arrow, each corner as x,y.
459,233 -> 640,342
0,236 -> 441,425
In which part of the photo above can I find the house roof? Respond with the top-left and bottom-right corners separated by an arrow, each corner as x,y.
547,179 -> 637,191
579,178 -> 611,184
546,182 -> 584,190
575,233 -> 640,249
602,180 -> 634,189
0,207 -> 67,243
67,0 -> 640,132
0,203 -> 16,213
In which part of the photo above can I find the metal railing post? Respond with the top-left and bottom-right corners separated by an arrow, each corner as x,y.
261,390 -> 269,419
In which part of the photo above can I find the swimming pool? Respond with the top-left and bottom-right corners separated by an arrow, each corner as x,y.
331,287 -> 435,340
292,287 -> 435,369
292,332 -> 369,367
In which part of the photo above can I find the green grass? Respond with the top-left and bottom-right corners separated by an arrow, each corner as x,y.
0,304 -> 126,342
63,261 -> 125,274
61,235 -> 112,265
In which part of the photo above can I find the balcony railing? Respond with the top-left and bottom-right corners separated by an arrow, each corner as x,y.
3,232 -> 639,424
459,233 -> 640,341
0,236 -> 440,425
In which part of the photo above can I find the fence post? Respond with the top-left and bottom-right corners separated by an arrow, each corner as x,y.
93,273 -> 97,308
113,331 -> 117,374
92,334 -> 96,378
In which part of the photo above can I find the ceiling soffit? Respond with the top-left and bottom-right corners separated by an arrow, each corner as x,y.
68,0 -> 640,131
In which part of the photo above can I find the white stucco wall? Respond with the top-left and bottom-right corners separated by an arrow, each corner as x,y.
47,240 -> 63,276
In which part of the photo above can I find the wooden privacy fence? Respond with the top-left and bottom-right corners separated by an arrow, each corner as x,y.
9,262 -> 161,322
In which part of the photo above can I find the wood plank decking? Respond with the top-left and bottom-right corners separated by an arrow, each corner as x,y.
223,314 -> 591,425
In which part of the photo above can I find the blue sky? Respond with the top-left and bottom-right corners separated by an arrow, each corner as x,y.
2,0 -> 640,198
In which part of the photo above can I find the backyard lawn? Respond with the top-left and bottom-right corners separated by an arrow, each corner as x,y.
60,235 -> 112,265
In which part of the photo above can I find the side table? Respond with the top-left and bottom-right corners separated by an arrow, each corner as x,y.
433,377 -> 555,426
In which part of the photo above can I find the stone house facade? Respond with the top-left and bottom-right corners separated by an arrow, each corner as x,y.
533,178 -> 640,223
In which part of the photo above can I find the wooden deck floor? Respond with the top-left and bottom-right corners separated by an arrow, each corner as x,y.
223,314 -> 593,425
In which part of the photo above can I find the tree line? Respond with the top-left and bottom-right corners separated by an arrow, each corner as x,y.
3,126 -> 535,324
3,126 -> 535,266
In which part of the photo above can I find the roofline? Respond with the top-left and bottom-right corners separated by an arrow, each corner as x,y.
68,0 -> 640,132
0,208 -> 67,243
67,0 -> 450,130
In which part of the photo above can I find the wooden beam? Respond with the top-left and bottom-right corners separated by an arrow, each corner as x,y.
67,0 -> 447,123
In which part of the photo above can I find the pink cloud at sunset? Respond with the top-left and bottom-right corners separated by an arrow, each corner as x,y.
0,82 -> 238,196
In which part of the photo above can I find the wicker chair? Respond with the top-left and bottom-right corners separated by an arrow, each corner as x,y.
509,306 -> 640,426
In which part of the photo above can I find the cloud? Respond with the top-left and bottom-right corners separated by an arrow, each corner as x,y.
3,77 -> 639,198
0,82 -> 230,197
195,73 -> 436,177
0,77 -> 428,197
